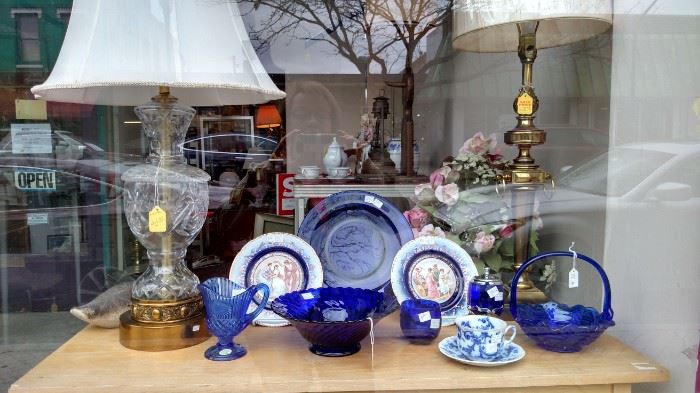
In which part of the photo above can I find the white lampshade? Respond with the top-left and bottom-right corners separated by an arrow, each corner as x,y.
31,0 -> 285,106
453,0 -> 613,52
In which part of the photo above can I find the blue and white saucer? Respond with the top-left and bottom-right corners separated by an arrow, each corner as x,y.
438,336 -> 525,367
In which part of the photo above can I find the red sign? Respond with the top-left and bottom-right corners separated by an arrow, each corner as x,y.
276,173 -> 295,216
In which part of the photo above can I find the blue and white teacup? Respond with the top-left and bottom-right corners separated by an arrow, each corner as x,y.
455,315 -> 516,361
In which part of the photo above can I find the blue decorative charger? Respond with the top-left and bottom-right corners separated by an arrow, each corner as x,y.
391,236 -> 478,325
438,336 -> 525,367
298,191 -> 413,292
230,232 -> 323,327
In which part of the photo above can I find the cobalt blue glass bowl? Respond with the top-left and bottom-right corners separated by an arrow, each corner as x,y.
510,252 -> 615,353
400,299 -> 442,344
271,287 -> 384,357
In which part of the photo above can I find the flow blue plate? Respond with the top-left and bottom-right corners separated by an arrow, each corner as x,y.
298,191 -> 413,291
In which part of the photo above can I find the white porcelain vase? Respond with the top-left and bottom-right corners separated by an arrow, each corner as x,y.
386,138 -> 420,172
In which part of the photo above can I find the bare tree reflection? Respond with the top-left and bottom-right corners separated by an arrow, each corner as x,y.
242,0 -> 452,175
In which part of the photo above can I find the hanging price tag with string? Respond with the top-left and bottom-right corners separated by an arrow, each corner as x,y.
568,242 -> 579,288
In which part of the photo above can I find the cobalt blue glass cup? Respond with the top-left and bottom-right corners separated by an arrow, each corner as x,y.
198,277 -> 269,361
400,299 -> 442,344
271,287 -> 384,357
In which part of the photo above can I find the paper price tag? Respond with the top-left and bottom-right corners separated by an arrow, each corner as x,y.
430,319 -> 441,329
569,268 -> 579,288
418,311 -> 431,323
301,292 -> 315,300
363,195 -> 383,209
517,93 -> 534,115
192,325 -> 200,332
487,287 -> 500,299
148,206 -> 167,233
494,292 -> 503,302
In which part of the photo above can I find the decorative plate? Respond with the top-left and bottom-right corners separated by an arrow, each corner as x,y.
229,232 -> 322,327
298,190 -> 413,291
391,236 -> 478,326
438,336 -> 525,367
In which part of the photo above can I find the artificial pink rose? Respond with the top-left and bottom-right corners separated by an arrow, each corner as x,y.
415,183 -> 435,202
459,132 -> 496,155
473,231 -> 496,255
403,207 -> 429,229
532,199 -> 543,230
429,166 -> 450,188
417,224 -> 446,238
499,224 -> 514,239
435,183 -> 459,206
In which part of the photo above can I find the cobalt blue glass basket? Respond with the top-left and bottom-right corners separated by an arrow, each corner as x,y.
509,251 -> 615,353
271,287 -> 384,357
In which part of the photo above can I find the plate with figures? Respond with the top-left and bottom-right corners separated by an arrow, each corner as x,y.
298,190 -> 414,293
438,336 -> 525,367
229,232 -> 323,327
391,236 -> 478,326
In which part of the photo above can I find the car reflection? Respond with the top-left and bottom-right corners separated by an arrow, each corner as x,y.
437,142 -> 700,256
181,133 -> 278,180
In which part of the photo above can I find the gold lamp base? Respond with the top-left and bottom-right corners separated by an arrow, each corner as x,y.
119,311 -> 210,352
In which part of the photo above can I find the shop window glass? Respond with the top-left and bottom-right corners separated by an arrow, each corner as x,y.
0,1 -> 697,392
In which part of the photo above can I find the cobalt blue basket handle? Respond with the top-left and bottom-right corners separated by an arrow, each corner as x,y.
509,251 -> 614,321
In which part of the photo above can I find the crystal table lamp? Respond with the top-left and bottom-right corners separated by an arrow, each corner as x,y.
452,0 -> 611,289
32,0 -> 285,351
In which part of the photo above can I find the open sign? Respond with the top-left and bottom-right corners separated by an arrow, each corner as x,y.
14,170 -> 56,190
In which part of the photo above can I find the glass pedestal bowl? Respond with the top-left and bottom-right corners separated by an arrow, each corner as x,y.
271,287 -> 384,357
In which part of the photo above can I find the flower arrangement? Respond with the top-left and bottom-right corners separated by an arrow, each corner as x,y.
405,132 -> 541,273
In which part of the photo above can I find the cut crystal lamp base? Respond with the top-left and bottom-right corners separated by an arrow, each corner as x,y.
119,311 -> 209,351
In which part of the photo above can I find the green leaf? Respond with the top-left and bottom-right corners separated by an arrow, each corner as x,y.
471,257 -> 486,274
481,251 -> 506,272
445,233 -> 462,244
491,238 -> 503,253
529,229 -> 540,255
500,236 -> 515,257
418,204 -> 437,216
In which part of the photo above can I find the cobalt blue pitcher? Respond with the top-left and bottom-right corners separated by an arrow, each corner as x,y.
198,277 -> 269,361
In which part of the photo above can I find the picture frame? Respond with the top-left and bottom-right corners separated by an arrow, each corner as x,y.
198,115 -> 255,171
46,234 -> 71,253
253,213 -> 294,237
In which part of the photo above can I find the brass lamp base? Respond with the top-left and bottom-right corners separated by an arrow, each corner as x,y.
119,311 -> 210,351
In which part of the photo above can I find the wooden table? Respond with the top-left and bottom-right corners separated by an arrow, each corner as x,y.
10,314 -> 668,393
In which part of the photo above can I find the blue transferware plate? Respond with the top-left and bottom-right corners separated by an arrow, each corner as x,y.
438,336 -> 525,367
229,233 -> 322,327
391,236 -> 477,326
298,191 -> 413,292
